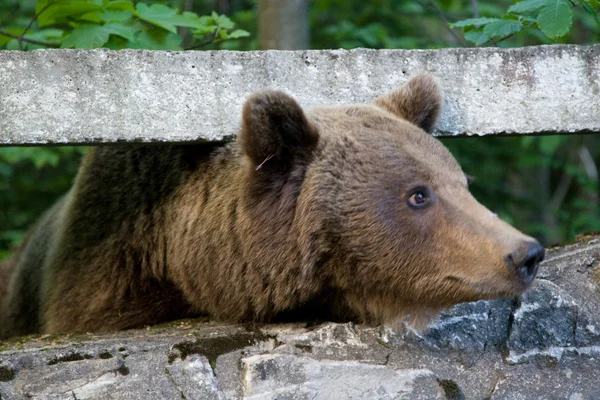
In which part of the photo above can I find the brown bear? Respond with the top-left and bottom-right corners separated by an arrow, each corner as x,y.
0,75 -> 544,339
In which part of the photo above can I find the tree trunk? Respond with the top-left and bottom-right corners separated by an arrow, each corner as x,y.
257,0 -> 309,50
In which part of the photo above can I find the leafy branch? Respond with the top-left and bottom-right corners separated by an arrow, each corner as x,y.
412,0 -> 469,46
450,0 -> 600,46
0,0 -> 250,50
185,25 -> 221,50
16,1 -> 53,50
0,29 -> 59,48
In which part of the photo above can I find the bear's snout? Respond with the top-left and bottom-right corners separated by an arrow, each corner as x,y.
505,241 -> 545,287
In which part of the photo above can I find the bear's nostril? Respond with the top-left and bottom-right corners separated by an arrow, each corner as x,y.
508,241 -> 545,286
523,256 -> 537,277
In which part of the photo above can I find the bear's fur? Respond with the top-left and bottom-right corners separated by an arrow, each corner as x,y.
0,75 -> 542,339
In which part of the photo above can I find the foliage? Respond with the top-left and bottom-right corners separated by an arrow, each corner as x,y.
442,135 -> 600,245
309,1 -> 466,49
0,147 -> 85,259
451,0 -> 600,46
0,0 -> 248,50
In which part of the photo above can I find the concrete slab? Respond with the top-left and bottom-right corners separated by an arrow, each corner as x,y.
1,45 -> 598,144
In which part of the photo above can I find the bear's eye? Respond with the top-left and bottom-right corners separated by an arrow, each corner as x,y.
408,190 -> 428,208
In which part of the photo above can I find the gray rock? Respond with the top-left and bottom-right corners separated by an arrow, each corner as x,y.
215,350 -> 245,400
166,354 -> 224,400
507,279 -> 600,364
271,322 -> 391,364
509,280 -> 579,352
1,45 -> 599,145
241,354 -> 445,400
489,356 -> 600,399
422,299 -> 513,354
3,237 -> 600,399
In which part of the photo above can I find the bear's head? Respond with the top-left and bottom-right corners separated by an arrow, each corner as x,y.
239,75 -> 544,326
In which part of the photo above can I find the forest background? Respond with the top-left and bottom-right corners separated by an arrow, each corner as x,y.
1,0 -> 599,259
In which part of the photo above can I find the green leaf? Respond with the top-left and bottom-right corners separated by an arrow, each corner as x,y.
581,2 -> 600,23
104,22 -> 135,41
227,29 -> 250,39
508,0 -> 548,14
5,39 -> 20,50
103,35 -> 128,49
482,19 -> 523,39
518,15 -> 538,23
38,2 -> 104,27
106,0 -> 134,11
0,27 -> 25,47
0,35 -> 10,47
0,27 -> 63,50
25,28 -> 64,45
214,13 -> 235,29
464,28 -> 491,46
193,24 -> 219,36
537,0 -> 572,39
79,11 -> 104,23
178,11 -> 214,29
135,3 -> 210,33
35,0 -> 59,15
98,9 -> 133,22
582,2 -> 595,13
135,3 -> 179,33
130,28 -> 181,50
61,21 -> 137,48
61,24 -> 110,48
449,17 -> 499,28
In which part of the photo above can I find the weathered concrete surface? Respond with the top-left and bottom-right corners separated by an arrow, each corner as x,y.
2,236 -> 600,399
0,44 -> 598,145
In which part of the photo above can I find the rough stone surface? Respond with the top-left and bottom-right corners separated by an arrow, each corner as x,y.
1,44 -> 599,145
2,236 -> 600,399
241,355 -> 445,399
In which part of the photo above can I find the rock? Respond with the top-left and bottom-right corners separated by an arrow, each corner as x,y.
489,357 -> 600,399
422,299 -> 513,354
507,279 -> 600,364
216,350 -> 245,399
3,236 -> 600,399
271,322 -> 390,364
166,354 -> 223,400
241,354 -> 445,399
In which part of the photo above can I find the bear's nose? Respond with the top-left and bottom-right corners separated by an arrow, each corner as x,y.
506,241 -> 545,286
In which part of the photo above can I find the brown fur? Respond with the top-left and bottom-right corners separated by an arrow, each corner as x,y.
0,75 -> 540,339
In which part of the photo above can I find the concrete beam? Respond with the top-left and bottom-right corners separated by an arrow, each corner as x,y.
0,45 -> 598,145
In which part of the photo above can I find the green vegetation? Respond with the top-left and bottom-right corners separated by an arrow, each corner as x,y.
451,0 -> 600,45
0,0 -> 248,50
1,0 -> 599,259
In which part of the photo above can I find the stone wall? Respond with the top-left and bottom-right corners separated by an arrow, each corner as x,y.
2,236 -> 600,399
1,45 -> 599,145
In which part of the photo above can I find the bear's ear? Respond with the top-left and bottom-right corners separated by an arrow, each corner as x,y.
240,90 -> 318,171
375,74 -> 442,134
